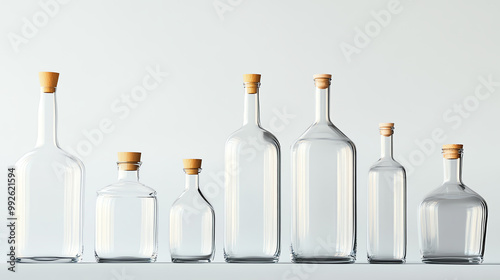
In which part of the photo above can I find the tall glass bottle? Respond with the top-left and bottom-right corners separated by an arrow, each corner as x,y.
170,159 -> 215,262
95,152 -> 158,263
291,74 -> 356,263
224,74 -> 281,263
419,144 -> 487,264
16,72 -> 85,263
367,123 -> 406,263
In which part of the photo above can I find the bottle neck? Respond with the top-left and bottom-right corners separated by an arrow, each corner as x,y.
117,168 -> 140,182
314,86 -> 332,124
185,173 -> 199,190
243,87 -> 261,126
380,135 -> 393,159
35,89 -> 59,147
443,157 -> 463,184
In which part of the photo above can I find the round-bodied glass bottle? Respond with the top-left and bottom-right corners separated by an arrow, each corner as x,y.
291,74 -> 356,263
224,74 -> 281,263
170,159 -> 215,262
95,152 -> 158,263
367,123 -> 406,263
419,144 -> 487,264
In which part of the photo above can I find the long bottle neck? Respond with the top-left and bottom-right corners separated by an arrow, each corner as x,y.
185,173 -> 199,191
314,86 -> 331,124
35,89 -> 59,147
443,158 -> 463,184
380,135 -> 393,159
243,88 -> 261,126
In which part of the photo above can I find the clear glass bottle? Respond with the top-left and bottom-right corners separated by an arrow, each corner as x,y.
419,144 -> 488,264
170,159 -> 215,262
291,74 -> 356,263
367,123 -> 406,263
16,72 -> 85,263
95,152 -> 158,263
224,74 -> 281,263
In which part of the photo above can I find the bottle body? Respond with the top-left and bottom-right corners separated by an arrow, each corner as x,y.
419,145 -> 487,264
170,168 -> 215,262
367,126 -> 407,263
291,75 -> 356,263
16,79 -> 85,263
16,148 -> 84,262
224,75 -> 281,263
291,125 -> 356,263
95,156 -> 158,263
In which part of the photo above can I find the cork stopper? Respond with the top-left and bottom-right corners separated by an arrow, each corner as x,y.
313,74 -> 332,89
379,123 -> 394,137
183,159 -> 202,175
442,144 -> 463,159
117,152 -> 141,171
243,74 -> 261,94
39,72 -> 59,93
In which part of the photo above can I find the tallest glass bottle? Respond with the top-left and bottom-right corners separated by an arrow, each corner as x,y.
16,72 -> 85,262
291,74 -> 356,263
224,74 -> 281,263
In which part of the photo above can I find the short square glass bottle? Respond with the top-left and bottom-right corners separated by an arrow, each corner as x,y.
95,152 -> 158,263
170,159 -> 215,262
419,144 -> 488,264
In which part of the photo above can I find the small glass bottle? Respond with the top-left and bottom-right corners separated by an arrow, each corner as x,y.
367,123 -> 406,263
419,144 -> 488,264
170,159 -> 215,262
16,72 -> 85,263
224,74 -> 281,263
95,152 -> 158,263
291,74 -> 356,263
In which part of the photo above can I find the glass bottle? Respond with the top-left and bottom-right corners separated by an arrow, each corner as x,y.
16,72 -> 85,263
291,74 -> 356,263
170,159 -> 215,262
95,152 -> 158,263
224,74 -> 281,263
419,144 -> 488,264
367,123 -> 406,263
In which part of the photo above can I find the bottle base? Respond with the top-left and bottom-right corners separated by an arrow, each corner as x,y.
225,256 -> 279,263
368,258 -> 405,264
422,256 -> 483,264
172,258 -> 212,263
96,256 -> 157,263
292,256 -> 355,264
17,255 -> 82,263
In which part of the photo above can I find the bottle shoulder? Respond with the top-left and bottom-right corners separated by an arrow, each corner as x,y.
172,189 -> 214,210
294,123 -> 354,143
97,181 -> 157,197
421,183 -> 487,206
226,125 -> 280,148
16,146 -> 84,171
369,158 -> 406,171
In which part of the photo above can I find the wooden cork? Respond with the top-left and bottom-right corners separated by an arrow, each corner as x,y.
243,74 -> 261,94
379,123 -> 394,136
118,152 -> 141,171
442,144 -> 463,159
313,74 -> 332,89
183,158 -> 202,175
39,72 -> 59,93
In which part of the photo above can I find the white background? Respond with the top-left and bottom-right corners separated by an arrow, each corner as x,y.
1,0 -> 500,278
